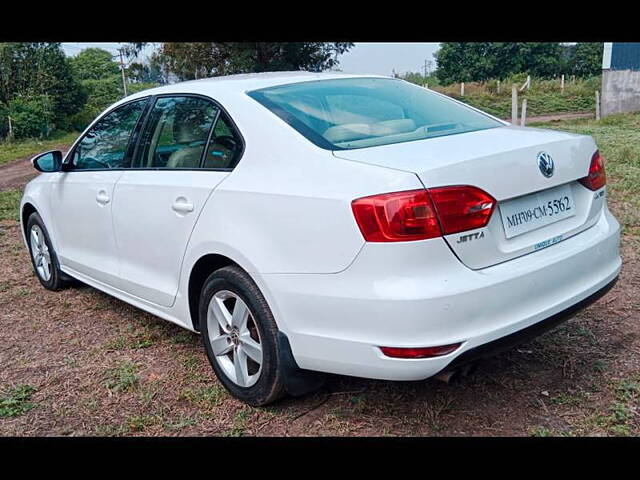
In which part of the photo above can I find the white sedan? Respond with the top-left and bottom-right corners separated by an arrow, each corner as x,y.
21,72 -> 621,406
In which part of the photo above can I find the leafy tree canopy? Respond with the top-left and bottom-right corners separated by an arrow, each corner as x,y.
69,48 -> 120,81
142,42 -> 353,81
0,42 -> 86,135
568,43 -> 603,77
435,42 -> 599,84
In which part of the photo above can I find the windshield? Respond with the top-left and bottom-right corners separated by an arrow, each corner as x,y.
247,77 -> 503,150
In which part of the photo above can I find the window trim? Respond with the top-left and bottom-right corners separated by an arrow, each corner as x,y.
64,92 -> 246,173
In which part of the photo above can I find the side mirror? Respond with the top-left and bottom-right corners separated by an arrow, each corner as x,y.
31,150 -> 63,173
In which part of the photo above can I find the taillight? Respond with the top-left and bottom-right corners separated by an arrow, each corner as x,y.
352,186 -> 495,242
428,185 -> 496,235
351,189 -> 442,242
379,343 -> 462,359
579,150 -> 606,191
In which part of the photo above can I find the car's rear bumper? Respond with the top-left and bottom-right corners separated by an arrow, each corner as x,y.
261,206 -> 621,381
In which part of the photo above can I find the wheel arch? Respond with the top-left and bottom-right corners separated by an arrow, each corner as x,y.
21,202 -> 38,240
187,253 -> 239,332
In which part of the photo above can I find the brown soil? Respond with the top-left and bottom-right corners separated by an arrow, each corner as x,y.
1,145 -> 638,437
0,146 -> 69,192
503,112 -> 595,124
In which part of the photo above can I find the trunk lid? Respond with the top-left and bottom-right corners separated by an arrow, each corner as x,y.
334,125 -> 605,269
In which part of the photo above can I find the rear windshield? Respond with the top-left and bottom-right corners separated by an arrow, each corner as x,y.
247,77 -> 502,150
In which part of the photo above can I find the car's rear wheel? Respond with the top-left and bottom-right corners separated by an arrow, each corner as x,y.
26,212 -> 69,291
199,266 -> 286,406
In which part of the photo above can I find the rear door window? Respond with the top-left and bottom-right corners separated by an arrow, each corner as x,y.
133,96 -> 219,169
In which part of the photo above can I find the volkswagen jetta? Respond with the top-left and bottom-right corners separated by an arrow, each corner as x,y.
21,72 -> 621,405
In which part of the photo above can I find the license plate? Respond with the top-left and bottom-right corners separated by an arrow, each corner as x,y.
499,184 -> 575,239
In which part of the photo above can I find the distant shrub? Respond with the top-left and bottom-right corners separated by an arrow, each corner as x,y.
6,95 -> 55,139
429,76 -> 600,118
66,78 -> 160,132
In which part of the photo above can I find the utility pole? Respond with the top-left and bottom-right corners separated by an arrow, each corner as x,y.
118,47 -> 128,97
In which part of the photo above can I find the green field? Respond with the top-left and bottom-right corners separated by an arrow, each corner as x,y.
0,131 -> 78,166
531,113 -> 640,241
432,77 -> 600,118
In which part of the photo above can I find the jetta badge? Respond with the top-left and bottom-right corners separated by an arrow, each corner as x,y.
537,151 -> 554,178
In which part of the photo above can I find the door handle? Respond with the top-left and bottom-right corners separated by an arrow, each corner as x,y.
96,190 -> 110,205
172,197 -> 194,214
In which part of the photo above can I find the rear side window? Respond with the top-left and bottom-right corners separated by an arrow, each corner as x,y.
202,113 -> 243,169
133,96 -> 219,169
72,99 -> 147,170
248,77 -> 502,150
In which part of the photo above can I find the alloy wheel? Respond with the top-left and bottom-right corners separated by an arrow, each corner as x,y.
206,290 -> 263,387
30,225 -> 52,282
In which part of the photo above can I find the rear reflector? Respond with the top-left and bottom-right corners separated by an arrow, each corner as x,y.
579,150 -> 606,191
379,343 -> 462,359
352,185 -> 495,242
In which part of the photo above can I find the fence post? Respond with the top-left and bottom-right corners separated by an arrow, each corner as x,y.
460,82 -> 465,96
7,115 -> 13,141
595,90 -> 601,120
497,80 -> 501,94
520,98 -> 527,127
511,85 -> 518,124
561,74 -> 565,93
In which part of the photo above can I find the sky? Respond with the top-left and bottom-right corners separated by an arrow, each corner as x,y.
60,42 -> 441,77
337,43 -> 440,76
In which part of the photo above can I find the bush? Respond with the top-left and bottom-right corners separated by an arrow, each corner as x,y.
6,95 -> 55,140
66,79 -> 159,132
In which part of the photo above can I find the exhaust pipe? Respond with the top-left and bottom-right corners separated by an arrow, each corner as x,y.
434,362 -> 478,384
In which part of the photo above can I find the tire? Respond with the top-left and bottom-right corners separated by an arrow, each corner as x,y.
26,212 -> 69,291
199,265 -> 286,406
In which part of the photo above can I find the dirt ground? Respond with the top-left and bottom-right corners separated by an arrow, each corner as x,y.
1,149 -> 639,437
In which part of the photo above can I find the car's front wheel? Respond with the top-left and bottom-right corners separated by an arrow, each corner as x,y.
199,266 -> 286,406
26,212 -> 69,291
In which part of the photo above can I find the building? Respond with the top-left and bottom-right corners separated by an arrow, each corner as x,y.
601,42 -> 640,117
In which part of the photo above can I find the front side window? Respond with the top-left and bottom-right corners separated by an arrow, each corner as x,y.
133,96 -> 219,169
72,99 -> 147,170
248,77 -> 503,150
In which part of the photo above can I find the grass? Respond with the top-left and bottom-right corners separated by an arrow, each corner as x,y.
0,131 -> 78,166
433,76 -> 600,118
104,361 -> 140,393
583,375 -> 640,436
224,408 -> 252,437
178,384 -> 226,408
0,189 -> 22,222
531,112 -> 640,241
0,385 -> 37,418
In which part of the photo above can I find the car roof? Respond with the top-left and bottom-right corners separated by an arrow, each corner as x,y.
121,71 -> 391,105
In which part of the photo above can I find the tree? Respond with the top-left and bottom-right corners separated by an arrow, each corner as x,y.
435,43 -> 565,84
569,43 -> 603,77
151,42 -> 353,81
0,42 -> 86,136
69,48 -> 120,81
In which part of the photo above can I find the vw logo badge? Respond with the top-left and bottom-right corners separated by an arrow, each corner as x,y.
537,152 -> 554,178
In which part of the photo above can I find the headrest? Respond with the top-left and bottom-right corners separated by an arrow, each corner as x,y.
173,106 -> 209,143
369,119 -> 416,137
323,123 -> 371,143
